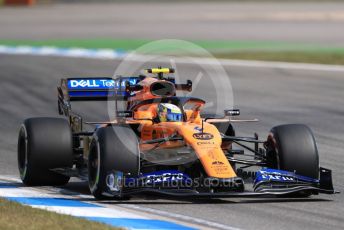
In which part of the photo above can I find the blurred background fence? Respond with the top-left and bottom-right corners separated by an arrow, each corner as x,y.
1,0 -> 341,6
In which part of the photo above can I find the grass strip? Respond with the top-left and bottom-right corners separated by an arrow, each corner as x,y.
0,39 -> 150,51
0,197 -> 121,230
1,39 -> 344,53
1,38 -> 344,64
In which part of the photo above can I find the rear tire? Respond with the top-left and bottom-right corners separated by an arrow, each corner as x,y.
17,118 -> 73,186
266,124 -> 319,179
88,126 -> 140,199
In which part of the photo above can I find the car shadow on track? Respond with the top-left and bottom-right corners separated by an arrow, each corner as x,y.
99,195 -> 332,205
59,182 -> 334,205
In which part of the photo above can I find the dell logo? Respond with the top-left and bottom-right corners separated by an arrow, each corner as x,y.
70,80 -> 100,88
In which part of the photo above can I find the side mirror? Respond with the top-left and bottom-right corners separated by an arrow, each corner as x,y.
224,109 -> 240,116
175,80 -> 192,92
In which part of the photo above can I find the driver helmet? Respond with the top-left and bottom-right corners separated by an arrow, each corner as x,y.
157,103 -> 182,122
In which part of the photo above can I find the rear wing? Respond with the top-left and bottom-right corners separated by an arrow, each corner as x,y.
57,77 -> 141,115
57,76 -> 192,115
58,77 -> 141,102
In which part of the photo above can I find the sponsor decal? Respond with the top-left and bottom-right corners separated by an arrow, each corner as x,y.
193,133 -> 214,140
121,78 -> 138,87
68,79 -> 115,89
261,173 -> 294,181
253,168 -> 320,192
194,126 -> 202,132
259,171 -> 295,182
253,168 -> 315,185
212,166 -> 230,174
211,157 -> 229,173
126,170 -> 191,186
144,172 -> 184,184
114,78 -> 139,90
116,111 -> 133,117
197,141 -> 215,145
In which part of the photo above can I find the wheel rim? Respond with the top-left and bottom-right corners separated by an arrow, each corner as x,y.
18,125 -> 28,180
88,140 -> 100,192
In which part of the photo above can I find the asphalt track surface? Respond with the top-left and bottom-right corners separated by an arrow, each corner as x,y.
1,1 -> 344,229
0,54 -> 343,230
1,2 -> 344,44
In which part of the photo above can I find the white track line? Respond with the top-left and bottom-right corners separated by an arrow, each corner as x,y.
0,175 -> 241,230
0,187 -> 52,198
0,175 -> 21,182
32,206 -> 147,219
118,204 -> 240,230
0,178 -> 199,230
1,45 -> 344,72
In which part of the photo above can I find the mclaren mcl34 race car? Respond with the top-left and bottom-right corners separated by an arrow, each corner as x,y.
18,68 -> 337,199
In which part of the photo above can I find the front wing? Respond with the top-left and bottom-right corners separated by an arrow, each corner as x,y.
101,167 -> 337,198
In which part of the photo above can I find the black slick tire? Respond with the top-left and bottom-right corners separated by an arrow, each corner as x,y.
267,124 -> 319,179
17,117 -> 73,186
88,126 -> 140,200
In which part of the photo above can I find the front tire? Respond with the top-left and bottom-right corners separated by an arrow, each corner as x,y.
17,118 -> 73,186
266,124 -> 319,179
88,126 -> 140,199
